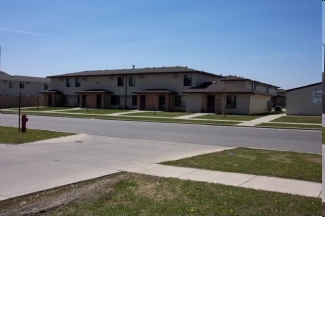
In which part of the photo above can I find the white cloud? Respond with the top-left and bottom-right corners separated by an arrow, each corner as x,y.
0,27 -> 42,35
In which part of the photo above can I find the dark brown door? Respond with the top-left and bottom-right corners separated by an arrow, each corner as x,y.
82,95 -> 87,108
207,95 -> 215,113
96,95 -> 102,108
48,95 -> 52,106
159,95 -> 165,111
140,95 -> 146,110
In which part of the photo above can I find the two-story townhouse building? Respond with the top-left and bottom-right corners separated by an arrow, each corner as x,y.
0,71 -> 50,108
44,66 -> 222,111
183,76 -> 279,114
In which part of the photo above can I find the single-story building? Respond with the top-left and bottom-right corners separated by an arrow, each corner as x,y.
183,81 -> 273,114
286,82 -> 322,116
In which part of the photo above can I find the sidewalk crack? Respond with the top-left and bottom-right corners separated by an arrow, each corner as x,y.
238,175 -> 257,187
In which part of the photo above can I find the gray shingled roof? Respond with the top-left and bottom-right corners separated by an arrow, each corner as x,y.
286,82 -> 322,92
75,89 -> 113,93
47,66 -> 221,78
0,71 -> 50,83
184,82 -> 272,96
221,75 -> 279,88
133,89 -> 177,94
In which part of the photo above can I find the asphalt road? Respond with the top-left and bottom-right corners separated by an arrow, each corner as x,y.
0,114 -> 321,153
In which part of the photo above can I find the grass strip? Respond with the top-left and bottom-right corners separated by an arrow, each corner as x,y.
64,109 -> 133,114
35,174 -> 321,216
162,147 -> 321,182
270,116 -> 322,124
256,123 -> 321,130
0,126 -> 74,144
124,111 -> 192,117
195,114 -> 263,121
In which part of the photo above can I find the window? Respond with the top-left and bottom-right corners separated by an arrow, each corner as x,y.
132,95 -> 137,106
44,84 -> 49,90
175,95 -> 185,107
9,81 -> 14,88
128,76 -> 136,87
75,78 -> 81,87
184,75 -> 192,86
251,83 -> 256,90
111,95 -> 121,105
66,78 -> 71,87
19,82 -> 24,89
118,76 -> 124,87
226,95 -> 236,109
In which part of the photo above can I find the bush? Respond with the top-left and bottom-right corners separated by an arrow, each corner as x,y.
274,106 -> 282,112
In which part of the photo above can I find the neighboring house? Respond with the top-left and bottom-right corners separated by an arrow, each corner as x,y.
44,67 -> 221,110
183,75 -> 278,114
271,89 -> 286,107
286,82 -> 322,116
0,71 -> 50,108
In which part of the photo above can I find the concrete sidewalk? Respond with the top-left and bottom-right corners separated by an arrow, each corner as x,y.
127,164 -> 322,198
0,133 -> 321,202
237,113 -> 284,127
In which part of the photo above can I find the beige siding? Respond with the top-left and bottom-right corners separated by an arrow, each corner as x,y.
186,94 -> 202,112
224,94 -> 250,114
0,81 -> 49,97
223,80 -> 247,89
196,74 -> 221,85
249,95 -> 270,114
286,84 -> 322,116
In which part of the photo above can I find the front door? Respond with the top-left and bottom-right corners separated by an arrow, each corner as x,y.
159,95 -> 165,111
207,95 -> 215,113
48,94 -> 52,106
140,95 -> 146,110
82,95 -> 87,108
96,95 -> 102,108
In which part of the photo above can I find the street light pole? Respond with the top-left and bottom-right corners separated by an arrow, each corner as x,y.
322,43 -> 325,113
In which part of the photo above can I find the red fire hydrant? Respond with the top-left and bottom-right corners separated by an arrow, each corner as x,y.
21,114 -> 28,132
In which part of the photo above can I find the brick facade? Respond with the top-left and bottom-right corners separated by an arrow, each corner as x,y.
43,93 -> 62,107
137,93 -> 171,111
79,93 -> 104,108
201,94 -> 221,113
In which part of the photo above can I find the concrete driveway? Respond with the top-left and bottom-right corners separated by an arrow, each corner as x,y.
0,134 -> 231,201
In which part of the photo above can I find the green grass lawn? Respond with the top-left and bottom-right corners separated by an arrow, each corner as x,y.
256,123 -> 321,130
64,108 -> 130,114
195,114 -> 262,121
101,116 -> 241,125
2,107 -> 75,112
162,147 -> 321,182
270,116 -> 322,124
0,126 -> 74,144
36,174 -> 321,216
124,111 -> 192,117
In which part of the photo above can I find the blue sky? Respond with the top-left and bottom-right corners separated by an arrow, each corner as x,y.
0,0 -> 321,89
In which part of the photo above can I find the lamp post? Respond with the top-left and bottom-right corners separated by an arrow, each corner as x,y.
323,43 -> 325,113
